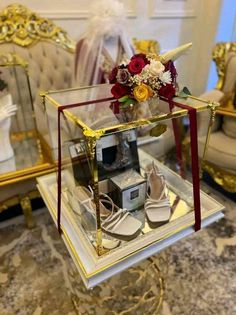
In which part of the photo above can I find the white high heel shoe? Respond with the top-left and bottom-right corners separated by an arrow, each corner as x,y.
74,186 -> 142,241
145,162 -> 171,227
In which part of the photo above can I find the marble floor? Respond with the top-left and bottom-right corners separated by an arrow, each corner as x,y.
0,186 -> 236,315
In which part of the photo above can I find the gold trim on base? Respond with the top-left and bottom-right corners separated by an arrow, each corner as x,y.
0,129 -> 54,186
20,195 -> 35,229
202,160 -> 236,193
0,190 -> 41,228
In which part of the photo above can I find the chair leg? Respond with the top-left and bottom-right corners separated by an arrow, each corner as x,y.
20,195 -> 35,229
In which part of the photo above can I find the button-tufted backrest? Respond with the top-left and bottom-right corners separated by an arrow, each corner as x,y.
0,4 -> 76,135
0,42 -> 74,134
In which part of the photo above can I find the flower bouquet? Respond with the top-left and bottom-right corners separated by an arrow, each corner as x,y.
109,43 -> 192,123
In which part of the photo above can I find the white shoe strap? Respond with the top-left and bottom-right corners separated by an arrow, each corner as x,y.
103,211 -> 129,232
81,198 -> 95,215
102,208 -> 125,224
145,199 -> 170,209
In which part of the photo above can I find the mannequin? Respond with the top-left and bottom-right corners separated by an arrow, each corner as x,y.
103,36 -> 119,62
72,0 -> 133,137
74,0 -> 133,87
0,93 -> 17,162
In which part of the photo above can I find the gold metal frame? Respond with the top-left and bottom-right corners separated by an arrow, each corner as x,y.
0,4 -> 76,52
42,85 -> 216,255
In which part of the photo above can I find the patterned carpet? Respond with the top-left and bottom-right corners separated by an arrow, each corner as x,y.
0,186 -> 235,315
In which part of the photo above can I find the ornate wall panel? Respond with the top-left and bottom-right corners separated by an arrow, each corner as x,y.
149,0 -> 197,18
0,0 -> 137,19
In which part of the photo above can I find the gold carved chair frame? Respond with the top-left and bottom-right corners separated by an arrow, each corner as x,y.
200,42 -> 236,193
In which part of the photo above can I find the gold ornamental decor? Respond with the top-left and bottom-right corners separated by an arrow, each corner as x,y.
133,38 -> 160,55
212,42 -> 236,90
202,160 -> 236,193
0,52 -> 28,68
0,4 -> 75,52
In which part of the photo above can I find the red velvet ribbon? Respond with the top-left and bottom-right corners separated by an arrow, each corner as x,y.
168,101 -> 186,179
166,98 -> 201,232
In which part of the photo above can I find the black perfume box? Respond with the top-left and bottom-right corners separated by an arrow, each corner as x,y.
68,129 -> 140,186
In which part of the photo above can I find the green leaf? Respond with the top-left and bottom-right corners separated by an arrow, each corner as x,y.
118,95 -> 129,102
120,98 -> 136,109
124,98 -> 136,106
177,86 -> 192,98
150,124 -> 167,137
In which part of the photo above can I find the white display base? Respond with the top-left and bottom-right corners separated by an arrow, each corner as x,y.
37,149 -> 224,288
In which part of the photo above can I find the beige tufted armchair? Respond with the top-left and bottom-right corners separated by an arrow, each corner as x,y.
188,42 -> 236,194
0,4 -> 75,225
0,4 -> 75,136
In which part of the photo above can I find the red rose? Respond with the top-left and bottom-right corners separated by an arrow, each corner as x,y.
131,53 -> 150,65
128,57 -> 146,75
158,84 -> 176,99
111,82 -> 130,99
109,67 -> 118,83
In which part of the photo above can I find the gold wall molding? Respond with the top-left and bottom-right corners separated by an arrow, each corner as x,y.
0,4 -> 75,52
148,0 -> 197,18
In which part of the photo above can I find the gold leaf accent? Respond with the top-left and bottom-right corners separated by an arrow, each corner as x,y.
0,52 -> 28,68
150,124 -> 167,137
0,4 -> 75,52
202,160 -> 236,193
132,38 -> 160,55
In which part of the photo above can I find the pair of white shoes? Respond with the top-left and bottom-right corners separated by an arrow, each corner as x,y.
71,162 -> 171,240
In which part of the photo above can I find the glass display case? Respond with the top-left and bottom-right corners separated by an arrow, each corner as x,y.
0,53 -> 53,186
37,84 -> 224,288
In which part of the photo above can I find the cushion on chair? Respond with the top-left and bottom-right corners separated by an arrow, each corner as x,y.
198,131 -> 236,170
222,116 -> 236,138
187,89 -> 223,137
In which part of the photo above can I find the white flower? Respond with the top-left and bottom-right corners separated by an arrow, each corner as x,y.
132,74 -> 143,85
147,60 -> 165,76
159,70 -> 172,85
